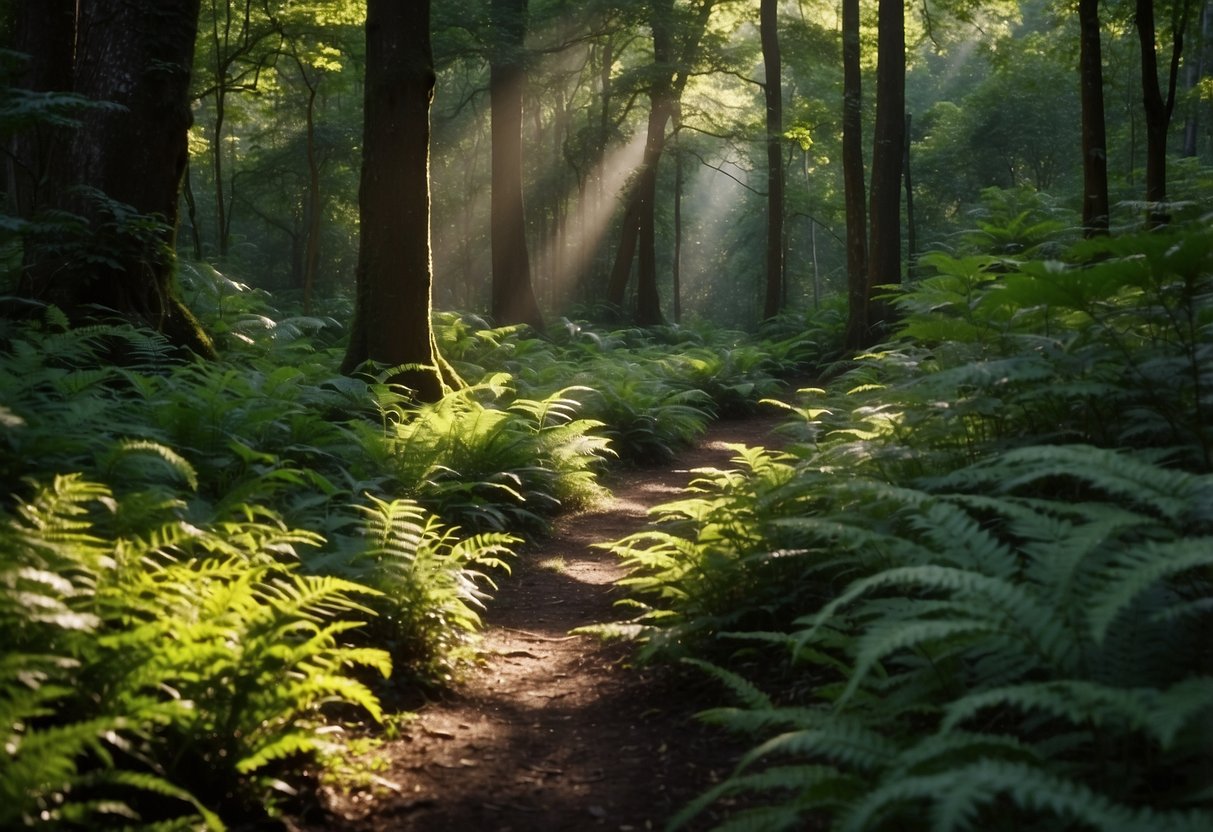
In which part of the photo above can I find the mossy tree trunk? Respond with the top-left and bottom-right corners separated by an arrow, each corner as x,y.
341,0 -> 458,403
13,0 -> 214,358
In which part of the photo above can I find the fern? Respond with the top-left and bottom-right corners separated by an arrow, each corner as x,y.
840,760 -> 1213,832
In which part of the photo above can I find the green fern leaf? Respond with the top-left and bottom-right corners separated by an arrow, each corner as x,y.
739,718 -> 899,775
681,658 -> 773,710
1087,538 -> 1213,644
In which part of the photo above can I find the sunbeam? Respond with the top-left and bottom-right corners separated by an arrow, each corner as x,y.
537,130 -> 647,309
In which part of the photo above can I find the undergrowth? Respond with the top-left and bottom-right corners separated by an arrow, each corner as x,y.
600,224 -> 1213,831
0,255 -> 835,826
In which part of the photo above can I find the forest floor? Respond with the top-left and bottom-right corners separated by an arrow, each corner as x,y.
292,407 -> 789,832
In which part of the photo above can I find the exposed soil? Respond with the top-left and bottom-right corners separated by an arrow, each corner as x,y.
296,407 -> 789,832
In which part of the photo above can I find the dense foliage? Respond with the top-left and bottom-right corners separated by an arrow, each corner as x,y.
601,222 -> 1213,830
0,266 -> 819,827
3,0 -> 1213,828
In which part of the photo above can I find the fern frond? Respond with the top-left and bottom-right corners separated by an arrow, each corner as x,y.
1087,537 -> 1213,644
681,657 -> 773,710
942,678 -> 1213,750
839,617 -> 1003,708
668,765 -> 857,832
840,760 -> 1213,832
738,719 -> 899,775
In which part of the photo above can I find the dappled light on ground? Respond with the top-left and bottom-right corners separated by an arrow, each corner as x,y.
304,413 -> 786,831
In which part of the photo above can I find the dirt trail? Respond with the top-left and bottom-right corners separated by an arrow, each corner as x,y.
306,409 -> 788,832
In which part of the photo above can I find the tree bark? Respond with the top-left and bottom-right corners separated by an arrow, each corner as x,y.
672,111 -> 684,324
868,0 -> 907,342
1135,0 -> 1192,227
7,0 -> 75,220
761,0 -> 784,320
606,0 -> 715,326
301,71 -> 321,316
14,0 -> 214,357
865,0 -> 905,341
903,112 -> 916,280
342,0 -> 457,402
1079,0 -> 1111,235
841,0 -> 868,350
489,0 -> 545,331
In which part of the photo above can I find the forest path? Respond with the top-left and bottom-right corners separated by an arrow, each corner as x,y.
305,407 -> 790,832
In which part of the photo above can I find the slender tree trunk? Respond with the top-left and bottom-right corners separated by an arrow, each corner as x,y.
841,0 -> 868,349
1135,0 -> 1192,227
632,0 -> 677,327
342,0 -> 457,401
301,78 -> 321,315
606,197 -> 640,310
211,92 -> 230,256
761,0 -> 784,320
634,95 -> 671,327
1079,0 -> 1111,235
865,0 -> 905,340
489,0 -> 545,331
903,112 -> 916,280
672,114 -> 683,324
182,160 -> 204,260
606,0 -> 714,325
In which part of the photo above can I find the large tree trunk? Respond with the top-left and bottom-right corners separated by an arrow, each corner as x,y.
342,0 -> 456,402
14,0 -> 213,357
841,0 -> 869,350
864,0 -> 905,341
1079,0 -> 1111,235
489,0 -> 545,331
761,0 -> 784,320
1135,0 -> 1191,227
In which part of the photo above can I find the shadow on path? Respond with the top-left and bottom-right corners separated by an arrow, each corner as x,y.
302,409 -> 789,832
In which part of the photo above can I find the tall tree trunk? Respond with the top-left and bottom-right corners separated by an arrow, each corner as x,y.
841,0 -> 869,350
865,0 -> 905,341
342,0 -> 457,402
634,96 -> 671,327
761,0 -> 784,320
489,0 -> 545,331
633,0 -> 676,327
182,160 -> 204,260
606,196 -> 640,310
1135,0 -> 1192,227
903,112 -> 916,280
15,0 -> 213,356
301,77 -> 321,316
606,0 -> 714,325
672,112 -> 684,324
1079,0 -> 1111,235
